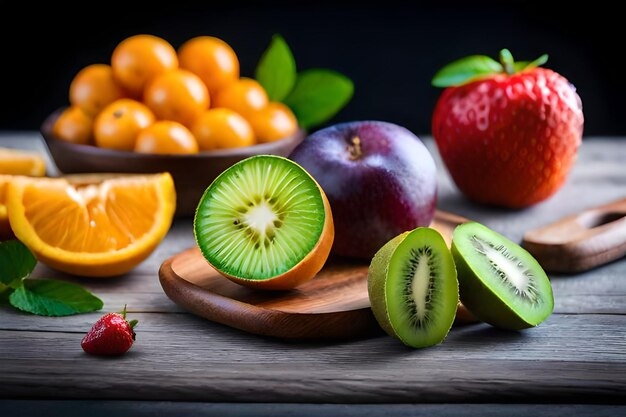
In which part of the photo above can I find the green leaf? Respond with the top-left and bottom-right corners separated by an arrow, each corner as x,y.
283,69 -> 354,129
432,55 -> 503,87
514,54 -> 549,72
0,240 -> 36,288
9,279 -> 103,316
255,34 -> 297,101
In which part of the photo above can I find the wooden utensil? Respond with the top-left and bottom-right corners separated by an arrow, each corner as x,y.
523,198 -> 626,273
159,210 -> 475,339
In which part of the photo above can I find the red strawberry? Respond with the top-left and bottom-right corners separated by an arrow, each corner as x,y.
81,305 -> 137,356
432,49 -> 583,208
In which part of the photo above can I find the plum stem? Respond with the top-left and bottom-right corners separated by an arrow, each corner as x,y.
348,136 -> 362,160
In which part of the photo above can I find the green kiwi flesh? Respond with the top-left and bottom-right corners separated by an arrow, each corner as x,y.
452,222 -> 554,330
368,227 -> 459,348
194,155 -> 326,281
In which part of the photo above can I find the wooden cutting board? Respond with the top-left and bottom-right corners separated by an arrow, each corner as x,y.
159,210 -> 474,339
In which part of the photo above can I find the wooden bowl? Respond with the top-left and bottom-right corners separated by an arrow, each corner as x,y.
41,109 -> 305,217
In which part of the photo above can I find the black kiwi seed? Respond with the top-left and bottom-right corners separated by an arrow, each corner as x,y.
470,235 -> 539,302
402,247 -> 438,328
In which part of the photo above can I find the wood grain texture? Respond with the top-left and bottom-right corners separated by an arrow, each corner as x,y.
1,315 -> 625,402
1,134 -> 625,404
523,198 -> 626,273
160,250 -> 377,339
158,210 -> 470,339
2,312 -> 625,362
2,401 -> 625,417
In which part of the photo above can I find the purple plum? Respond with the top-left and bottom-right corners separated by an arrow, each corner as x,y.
289,121 -> 437,259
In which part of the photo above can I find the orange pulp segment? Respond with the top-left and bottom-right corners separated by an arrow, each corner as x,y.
6,173 -> 176,276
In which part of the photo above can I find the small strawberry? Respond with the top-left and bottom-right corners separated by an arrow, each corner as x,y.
81,305 -> 137,356
432,49 -> 583,208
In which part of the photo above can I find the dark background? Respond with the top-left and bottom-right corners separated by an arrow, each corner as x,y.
1,2 -> 621,136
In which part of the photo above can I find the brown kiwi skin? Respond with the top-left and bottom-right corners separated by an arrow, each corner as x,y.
367,232 -> 408,338
452,242 -> 535,330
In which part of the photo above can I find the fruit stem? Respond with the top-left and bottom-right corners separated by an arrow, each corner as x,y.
499,49 -> 515,75
348,136 -> 362,160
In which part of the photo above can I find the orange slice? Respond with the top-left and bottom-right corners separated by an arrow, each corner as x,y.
0,148 -> 46,176
0,176 -> 12,239
0,148 -> 46,239
6,173 -> 176,277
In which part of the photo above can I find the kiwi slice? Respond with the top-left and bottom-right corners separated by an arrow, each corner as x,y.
194,155 -> 333,290
368,227 -> 458,348
452,222 -> 554,330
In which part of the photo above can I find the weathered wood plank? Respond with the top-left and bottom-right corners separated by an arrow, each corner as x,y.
1,401 -> 624,417
0,314 -> 625,402
1,354 -> 624,402
1,313 -> 625,363
550,261 -> 626,295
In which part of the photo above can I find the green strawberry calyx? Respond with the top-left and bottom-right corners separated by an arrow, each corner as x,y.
432,49 -> 549,88
118,304 -> 138,329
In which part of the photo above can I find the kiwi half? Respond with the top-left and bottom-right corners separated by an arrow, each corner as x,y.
368,227 -> 458,348
452,222 -> 554,330
194,155 -> 334,290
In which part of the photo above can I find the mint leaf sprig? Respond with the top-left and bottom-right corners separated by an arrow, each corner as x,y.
0,240 -> 103,316
255,34 -> 354,130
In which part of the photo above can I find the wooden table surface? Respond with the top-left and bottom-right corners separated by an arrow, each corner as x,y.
1,133 -> 625,415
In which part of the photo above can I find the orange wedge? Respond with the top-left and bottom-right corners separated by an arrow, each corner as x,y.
0,147 -> 47,239
6,173 -> 176,277
0,148 -> 46,176
0,176 -> 12,239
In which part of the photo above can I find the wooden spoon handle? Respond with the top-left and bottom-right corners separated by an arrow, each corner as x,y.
523,198 -> 626,273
